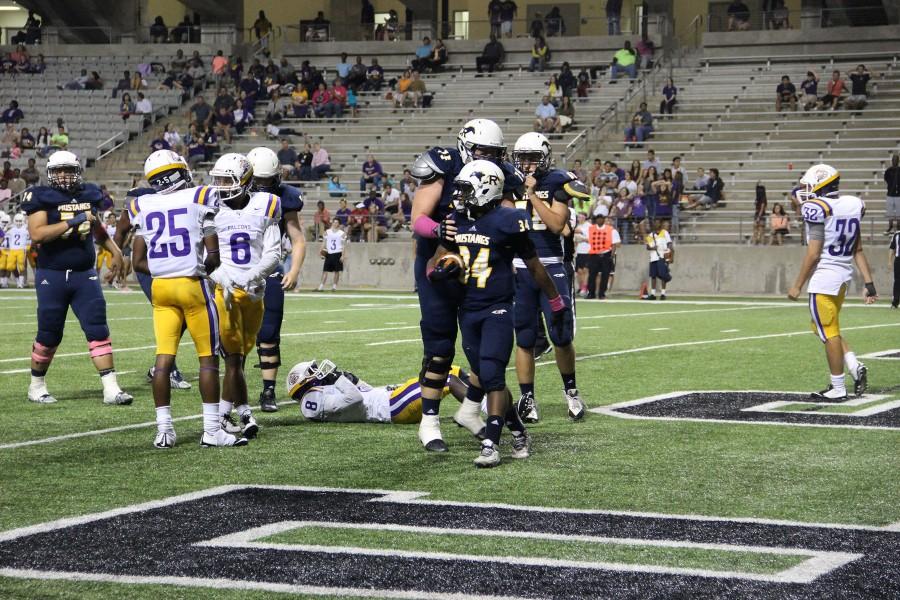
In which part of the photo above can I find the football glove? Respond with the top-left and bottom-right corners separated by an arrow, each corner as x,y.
428,253 -> 464,282
549,300 -> 574,345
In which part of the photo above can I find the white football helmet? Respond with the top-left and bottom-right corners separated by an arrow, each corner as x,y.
512,132 -> 552,174
47,150 -> 83,192
247,147 -> 281,193
144,149 -> 192,194
0,211 -> 9,230
209,153 -> 254,203
798,163 -> 840,201
13,212 -> 26,228
453,160 -> 505,209
285,359 -> 337,399
457,118 -> 506,163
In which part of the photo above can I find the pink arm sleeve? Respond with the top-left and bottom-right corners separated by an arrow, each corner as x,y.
413,215 -> 439,238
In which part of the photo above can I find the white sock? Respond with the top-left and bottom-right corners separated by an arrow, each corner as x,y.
219,399 -> 233,417
29,374 -> 47,392
844,352 -> 859,377
16,275 -> 24,286
236,403 -> 251,418
202,403 -> 220,435
831,374 -> 846,394
100,370 -> 120,396
1,277 -> 7,286
651,288 -> 657,295
155,405 -> 174,433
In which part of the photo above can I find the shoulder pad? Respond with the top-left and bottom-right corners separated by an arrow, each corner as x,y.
78,183 -> 103,204
21,186 -> 64,214
278,184 -> 303,212
126,187 -> 157,198
500,162 -> 525,186
561,178 -> 591,200
412,149 -> 451,183
500,207 -> 530,234
192,185 -> 219,208
127,197 -> 142,219
801,200 -> 830,224
259,193 -> 281,219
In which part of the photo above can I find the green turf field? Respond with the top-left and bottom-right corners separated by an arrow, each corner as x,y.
0,289 -> 898,599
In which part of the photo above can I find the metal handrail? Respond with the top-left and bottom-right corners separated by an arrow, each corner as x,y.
706,5 -> 890,33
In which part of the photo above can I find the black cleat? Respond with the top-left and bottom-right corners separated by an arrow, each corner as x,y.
424,438 -> 449,452
853,364 -> 868,397
259,388 -> 278,412
517,392 -> 540,423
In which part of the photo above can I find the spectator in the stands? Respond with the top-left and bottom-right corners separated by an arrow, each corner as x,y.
203,124 -> 219,161
28,54 -> 45,74
363,187 -> 383,212
618,170 -> 638,197
289,85 -> 309,118
559,62 -> 577,97
214,86 -> 235,114
212,50 -> 228,81
590,159 -> 604,185
800,71 -> 819,110
335,197 -> 351,225
546,7 -> 566,36
428,39 -> 449,73
18,127 -> 34,150
329,79 -> 348,117
49,126 -> 69,152
61,69 -> 89,90
775,75 -> 797,111
546,74 -> 562,102
846,64 -> 871,110
534,96 -> 559,134
84,71 -> 103,91
185,125 -> 205,168
530,12 -> 545,39
818,70 -> 846,111
130,71 -> 146,91
692,167 -> 709,190
751,181 -> 767,245
671,155 -> 686,179
149,130 -> 171,152
347,56 -> 367,88
364,202 -> 388,242
329,176 -> 348,199
0,179 -> 11,205
628,159 -> 641,181
885,153 -> 900,235
399,191 -> 413,225
488,0 -> 503,37
660,77 -> 677,115
163,123 -> 183,155
406,71 -> 427,108
311,142 -> 331,179
214,107 -> 234,144
767,0 -> 790,29
187,59 -> 206,90
411,37 -> 433,72
35,127 -> 50,156
190,95 -> 213,127
135,92 -> 153,127
277,140 -> 298,180
727,0 -> 751,31
1,123 -> 18,151
769,203 -> 790,245
21,158 -> 40,186
635,34 -> 655,70
308,200 -> 331,241
638,166 -> 659,220
394,70 -> 412,107
114,71 -> 131,96
348,202 -> 368,241
172,15 -> 192,44
576,67 -> 591,98
642,149 -> 662,172
558,96 -> 575,131
529,36 -> 549,72
171,49 -> 187,72
336,53 -> 351,80
610,41 -> 637,81
364,58 -> 384,91
606,0 -> 622,35
360,154 -> 383,190
571,159 -> 587,185
150,16 -> 168,43
624,102 -> 653,145
1,101 -> 23,124
253,10 -> 272,44
500,0 -> 517,37
311,82 -> 332,118
687,167 -> 724,210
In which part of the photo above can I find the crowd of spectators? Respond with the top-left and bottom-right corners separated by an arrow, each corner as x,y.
0,45 -> 45,75
149,13 -> 203,44
774,65 -> 871,112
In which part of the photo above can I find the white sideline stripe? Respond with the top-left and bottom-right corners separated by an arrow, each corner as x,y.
0,401 -> 296,451
721,329 -> 741,333
591,390 -> 900,432
580,325 -> 602,330
367,339 -> 421,346
0,368 -> 137,376
0,569 -> 533,600
649,327 -> 670,331
859,349 -> 900,360
743,394 -> 900,417
196,520 -> 859,585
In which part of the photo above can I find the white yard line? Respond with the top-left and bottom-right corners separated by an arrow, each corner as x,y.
367,339 -> 421,346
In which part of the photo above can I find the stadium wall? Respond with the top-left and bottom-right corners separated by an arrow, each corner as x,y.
298,243 -> 894,296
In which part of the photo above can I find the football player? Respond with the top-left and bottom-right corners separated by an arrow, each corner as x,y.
21,151 -> 132,405
410,118 -> 524,452
207,153 -> 283,439
95,211 -> 117,275
788,163 -> 877,400
511,132 -> 589,422
130,150 -> 247,448
0,211 -> 8,286
286,360 -> 479,430
114,161 -> 192,390
246,146 -> 306,413
431,160 -> 574,467
3,212 -> 31,288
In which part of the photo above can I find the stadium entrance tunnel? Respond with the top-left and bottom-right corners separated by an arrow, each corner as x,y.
592,391 -> 900,430
1,486 -> 899,598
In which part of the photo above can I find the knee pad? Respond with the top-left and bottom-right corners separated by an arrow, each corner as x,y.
88,338 -> 113,358
478,357 -> 506,392
515,325 -> 537,350
31,342 -> 58,365
256,320 -> 281,346
419,355 -> 452,389
253,343 -> 281,369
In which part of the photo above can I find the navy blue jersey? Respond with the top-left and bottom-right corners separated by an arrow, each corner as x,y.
515,168 -> 586,259
21,184 -> 104,271
276,183 -> 304,236
454,205 -> 531,311
413,146 -> 524,258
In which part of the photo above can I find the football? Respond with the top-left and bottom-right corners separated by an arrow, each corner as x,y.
320,248 -> 327,258
436,252 -> 465,271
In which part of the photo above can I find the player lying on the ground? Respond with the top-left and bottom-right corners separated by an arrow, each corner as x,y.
286,359 -> 484,436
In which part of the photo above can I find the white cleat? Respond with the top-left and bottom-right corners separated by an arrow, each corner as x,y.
510,432 -> 531,459
241,413 -> 259,439
220,413 -> 242,434
565,388 -> 586,421
169,369 -> 192,390
474,441 -> 501,468
153,431 -> 176,449
810,384 -> 848,402
104,390 -> 133,405
418,414 -> 448,452
200,430 -> 249,447
517,392 -> 539,423
28,386 -> 57,404
452,401 -> 486,440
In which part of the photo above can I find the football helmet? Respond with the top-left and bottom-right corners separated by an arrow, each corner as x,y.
798,163 -> 840,201
453,160 -> 505,209
47,150 -> 83,192
457,118 -> 506,163
144,149 -> 192,194
247,147 -> 281,193
209,153 -> 253,203
512,132 -> 552,175
0,211 -> 10,230
13,212 -> 26,228
286,359 -> 337,399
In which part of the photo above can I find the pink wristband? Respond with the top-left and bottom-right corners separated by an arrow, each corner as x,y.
413,215 -> 440,238
549,295 -> 566,312
426,265 -> 435,278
